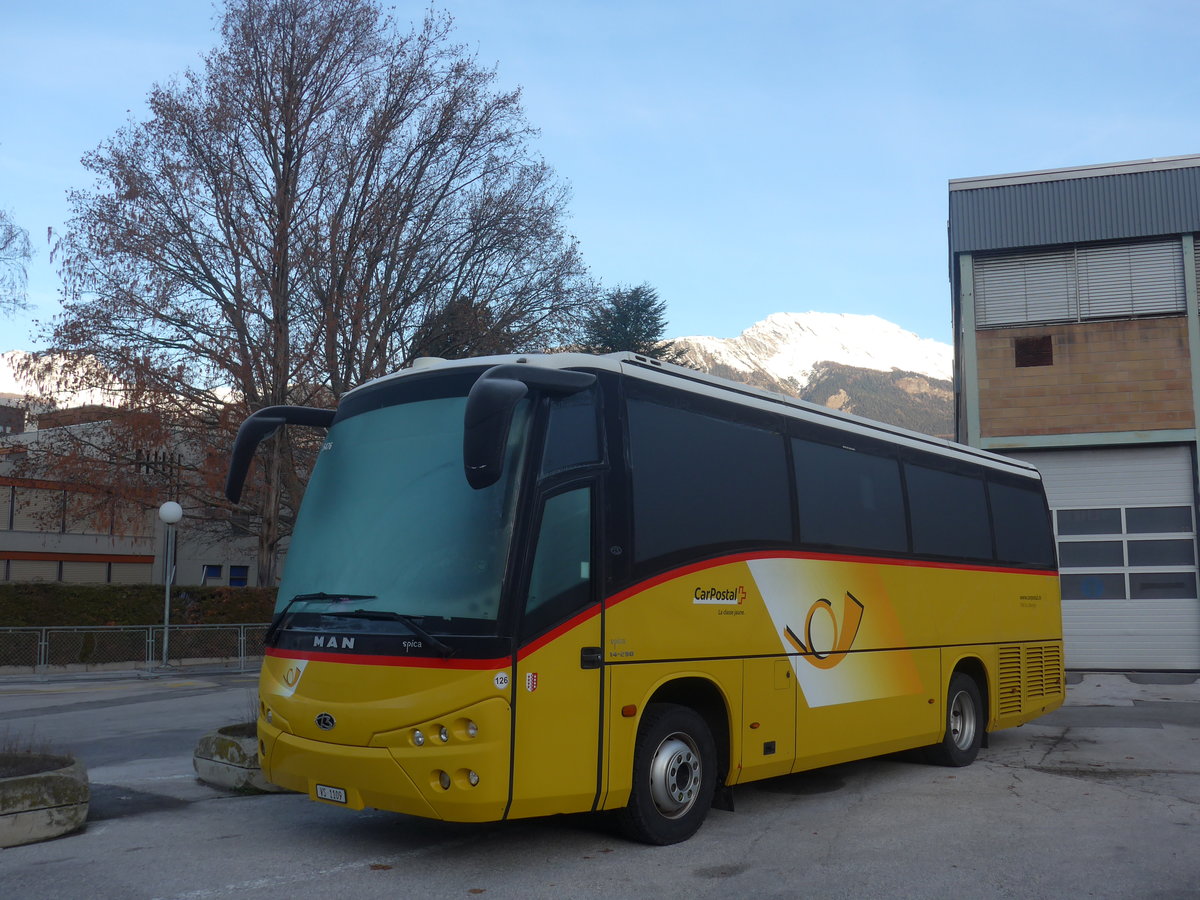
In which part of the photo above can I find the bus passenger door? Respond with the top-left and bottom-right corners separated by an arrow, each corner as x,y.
508,484 -> 602,819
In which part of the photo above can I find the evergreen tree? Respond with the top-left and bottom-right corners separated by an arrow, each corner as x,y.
579,283 -> 679,360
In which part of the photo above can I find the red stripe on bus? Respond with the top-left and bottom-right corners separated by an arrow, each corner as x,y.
266,607 -> 604,669
516,605 -> 600,660
265,647 -> 507,670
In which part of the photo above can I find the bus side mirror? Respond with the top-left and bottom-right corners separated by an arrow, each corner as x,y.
225,406 -> 335,504
463,364 -> 596,490
463,377 -> 529,490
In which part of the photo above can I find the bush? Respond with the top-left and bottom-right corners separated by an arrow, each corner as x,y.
0,583 -> 276,627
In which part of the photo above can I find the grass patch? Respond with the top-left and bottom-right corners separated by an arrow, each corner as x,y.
0,728 -> 72,778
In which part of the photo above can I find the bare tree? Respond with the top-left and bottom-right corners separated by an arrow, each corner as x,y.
0,208 -> 31,313
22,0 -> 590,585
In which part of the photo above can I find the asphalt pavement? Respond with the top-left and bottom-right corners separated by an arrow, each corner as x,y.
0,669 -> 1197,899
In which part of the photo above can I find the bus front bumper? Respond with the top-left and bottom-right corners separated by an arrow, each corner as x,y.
259,703 -> 510,823
267,731 -> 443,817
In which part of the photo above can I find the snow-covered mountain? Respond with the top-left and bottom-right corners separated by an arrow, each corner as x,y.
674,312 -> 952,390
0,350 -> 121,408
672,312 -> 954,436
0,350 -> 35,398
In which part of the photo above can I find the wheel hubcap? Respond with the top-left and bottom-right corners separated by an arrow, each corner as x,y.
948,689 -> 977,751
648,733 -> 702,819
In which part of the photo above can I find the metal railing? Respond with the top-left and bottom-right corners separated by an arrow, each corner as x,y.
0,624 -> 269,675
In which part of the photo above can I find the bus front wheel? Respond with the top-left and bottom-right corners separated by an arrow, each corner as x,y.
618,703 -> 716,845
925,672 -> 984,767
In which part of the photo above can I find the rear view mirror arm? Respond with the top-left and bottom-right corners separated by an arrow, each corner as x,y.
225,405 -> 335,504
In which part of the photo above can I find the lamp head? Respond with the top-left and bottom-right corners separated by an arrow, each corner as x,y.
158,501 -> 183,525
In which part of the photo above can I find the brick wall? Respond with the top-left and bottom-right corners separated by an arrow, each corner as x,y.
976,316 -> 1194,437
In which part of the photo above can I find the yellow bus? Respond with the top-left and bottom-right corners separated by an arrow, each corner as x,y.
226,352 -> 1064,844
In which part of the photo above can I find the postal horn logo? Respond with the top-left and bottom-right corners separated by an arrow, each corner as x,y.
784,591 -> 865,670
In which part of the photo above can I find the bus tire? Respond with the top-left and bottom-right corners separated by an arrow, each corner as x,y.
618,703 -> 716,845
925,672 -> 984,767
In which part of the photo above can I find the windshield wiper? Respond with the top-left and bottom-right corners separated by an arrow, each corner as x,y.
264,592 -> 377,646
321,609 -> 455,657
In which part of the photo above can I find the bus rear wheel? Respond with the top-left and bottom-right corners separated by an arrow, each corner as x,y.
618,703 -> 716,845
924,672 -> 983,767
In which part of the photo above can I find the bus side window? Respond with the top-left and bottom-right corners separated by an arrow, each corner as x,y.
541,392 -> 601,476
626,398 -> 791,564
905,462 -> 992,562
793,438 -> 907,553
989,478 -> 1055,568
522,487 -> 593,639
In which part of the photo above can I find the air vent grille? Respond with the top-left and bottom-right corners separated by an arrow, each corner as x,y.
1025,643 -> 1064,700
998,645 -> 1023,715
996,643 -> 1062,716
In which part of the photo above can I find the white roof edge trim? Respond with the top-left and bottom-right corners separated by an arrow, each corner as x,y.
949,153 -> 1200,192
341,352 -> 632,397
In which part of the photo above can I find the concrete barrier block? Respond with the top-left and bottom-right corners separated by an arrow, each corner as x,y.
0,756 -> 90,848
193,725 -> 292,794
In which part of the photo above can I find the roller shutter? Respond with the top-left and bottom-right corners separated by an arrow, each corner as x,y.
61,561 -> 109,584
975,249 -> 1076,326
8,559 -> 59,582
1008,446 -> 1200,670
1077,241 -> 1185,318
110,562 -> 153,584
974,238 -> 1185,327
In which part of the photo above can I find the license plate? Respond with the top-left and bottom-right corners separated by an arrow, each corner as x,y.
315,784 -> 347,804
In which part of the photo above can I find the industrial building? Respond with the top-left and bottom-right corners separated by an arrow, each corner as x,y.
950,154 -> 1200,670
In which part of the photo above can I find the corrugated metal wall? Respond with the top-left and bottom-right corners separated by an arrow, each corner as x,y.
950,166 -> 1200,255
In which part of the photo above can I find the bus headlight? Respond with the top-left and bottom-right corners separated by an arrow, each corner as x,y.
412,729 -> 425,747
438,726 -> 449,743
466,720 -> 478,738
467,770 -> 480,787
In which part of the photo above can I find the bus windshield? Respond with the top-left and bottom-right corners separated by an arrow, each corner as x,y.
275,388 -> 529,634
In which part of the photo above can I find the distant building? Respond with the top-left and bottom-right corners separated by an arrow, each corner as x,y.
950,154 -> 1200,670
0,402 -> 261,588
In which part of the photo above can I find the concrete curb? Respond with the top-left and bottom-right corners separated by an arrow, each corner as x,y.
0,755 -> 90,848
193,725 -> 292,794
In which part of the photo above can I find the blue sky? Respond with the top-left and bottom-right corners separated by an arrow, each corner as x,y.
3,0 -> 1200,352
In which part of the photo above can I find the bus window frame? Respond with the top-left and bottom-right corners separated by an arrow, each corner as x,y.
507,383 -> 612,648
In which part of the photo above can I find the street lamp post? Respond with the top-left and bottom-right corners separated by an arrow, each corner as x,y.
158,501 -> 183,668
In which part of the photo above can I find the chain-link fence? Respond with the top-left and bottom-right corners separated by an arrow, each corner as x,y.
0,624 -> 269,675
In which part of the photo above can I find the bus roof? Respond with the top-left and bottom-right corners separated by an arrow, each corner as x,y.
348,352 -> 1041,480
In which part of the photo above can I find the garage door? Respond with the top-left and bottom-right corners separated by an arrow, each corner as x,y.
1009,446 -> 1200,670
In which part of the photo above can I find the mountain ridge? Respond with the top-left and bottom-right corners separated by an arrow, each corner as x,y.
671,312 -> 954,437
